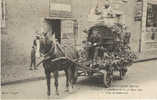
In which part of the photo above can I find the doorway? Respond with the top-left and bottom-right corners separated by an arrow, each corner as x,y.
51,19 -> 61,43
45,19 -> 61,43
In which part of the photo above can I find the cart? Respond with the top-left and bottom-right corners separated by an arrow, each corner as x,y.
36,12 -> 136,88
42,23 -> 136,88
70,23 -> 136,88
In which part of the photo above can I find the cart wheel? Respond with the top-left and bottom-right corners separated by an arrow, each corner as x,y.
104,71 -> 113,88
119,68 -> 127,80
87,71 -> 93,77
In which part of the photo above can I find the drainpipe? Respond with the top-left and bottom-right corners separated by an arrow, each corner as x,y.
73,20 -> 78,57
139,15 -> 142,53
139,0 -> 148,52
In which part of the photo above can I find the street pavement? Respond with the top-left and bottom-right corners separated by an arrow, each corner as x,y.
2,60 -> 157,100
2,49 -> 157,85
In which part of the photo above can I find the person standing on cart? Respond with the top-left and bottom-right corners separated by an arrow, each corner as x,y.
101,0 -> 112,18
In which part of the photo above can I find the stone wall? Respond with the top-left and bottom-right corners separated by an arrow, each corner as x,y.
1,0 -> 49,65
71,0 -> 141,52
2,0 -> 141,65
142,0 -> 157,51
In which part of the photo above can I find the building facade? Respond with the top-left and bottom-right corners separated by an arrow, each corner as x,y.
140,0 -> 157,51
1,0 -> 157,66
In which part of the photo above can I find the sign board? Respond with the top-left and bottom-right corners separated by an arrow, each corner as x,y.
50,3 -> 71,12
135,1 -> 142,21
50,0 -> 72,18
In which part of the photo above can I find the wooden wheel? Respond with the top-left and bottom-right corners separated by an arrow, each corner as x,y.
87,71 -> 94,77
104,71 -> 113,88
119,68 -> 127,80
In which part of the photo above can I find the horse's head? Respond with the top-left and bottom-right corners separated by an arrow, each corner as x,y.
35,32 -> 56,58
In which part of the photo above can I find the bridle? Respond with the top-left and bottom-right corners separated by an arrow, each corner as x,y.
40,37 -> 56,58
36,37 -> 66,67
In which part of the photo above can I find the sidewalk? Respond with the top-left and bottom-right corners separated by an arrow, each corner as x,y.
1,50 -> 157,86
1,64 -> 65,86
135,50 -> 157,63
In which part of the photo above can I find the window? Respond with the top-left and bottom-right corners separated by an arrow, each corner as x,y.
1,0 -> 6,34
146,3 -> 157,41
146,3 -> 157,27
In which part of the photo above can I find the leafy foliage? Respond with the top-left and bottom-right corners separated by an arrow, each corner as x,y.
78,23 -> 137,70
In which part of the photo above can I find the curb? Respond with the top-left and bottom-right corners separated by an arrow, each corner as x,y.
134,57 -> 157,63
1,76 -> 45,86
2,57 -> 157,86
1,73 -> 65,86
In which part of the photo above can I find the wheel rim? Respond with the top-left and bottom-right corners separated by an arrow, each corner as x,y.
120,70 -> 126,80
104,71 -> 112,88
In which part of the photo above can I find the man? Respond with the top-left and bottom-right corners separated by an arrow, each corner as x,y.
100,0 -> 116,26
29,31 -> 40,70
123,26 -> 131,45
101,0 -> 113,18
33,35 -> 40,48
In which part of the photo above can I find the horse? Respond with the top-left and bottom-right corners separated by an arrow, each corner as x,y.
35,32 -> 76,96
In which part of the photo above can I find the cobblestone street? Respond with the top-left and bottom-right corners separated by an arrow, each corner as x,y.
2,60 -> 157,100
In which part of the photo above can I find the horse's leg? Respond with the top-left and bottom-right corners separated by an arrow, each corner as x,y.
67,66 -> 73,93
64,69 -> 69,92
45,71 -> 51,96
72,64 -> 77,84
53,71 -> 59,95
70,64 -> 76,87
43,62 -> 51,96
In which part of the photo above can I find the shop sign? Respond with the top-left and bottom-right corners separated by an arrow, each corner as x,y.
50,3 -> 71,12
50,0 -> 72,18
135,1 -> 143,21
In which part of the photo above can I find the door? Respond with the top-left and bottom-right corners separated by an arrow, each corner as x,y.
51,19 -> 61,43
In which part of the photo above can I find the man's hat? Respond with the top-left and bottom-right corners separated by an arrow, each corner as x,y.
32,30 -> 40,38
